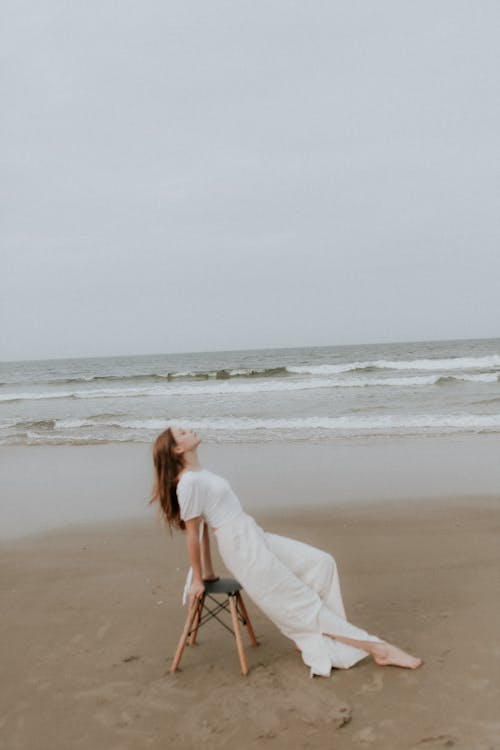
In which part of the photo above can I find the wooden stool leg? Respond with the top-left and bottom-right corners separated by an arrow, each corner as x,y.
189,594 -> 205,646
171,601 -> 200,673
229,594 -> 249,675
236,591 -> 259,647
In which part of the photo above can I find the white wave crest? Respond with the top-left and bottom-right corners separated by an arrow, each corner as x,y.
372,355 -> 500,371
0,370 -> 497,405
451,373 -> 498,383
288,354 -> 500,375
0,391 -> 69,403
287,363 -> 366,375
48,413 -> 500,433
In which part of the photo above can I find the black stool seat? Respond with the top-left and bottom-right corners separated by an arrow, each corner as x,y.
203,577 -> 241,595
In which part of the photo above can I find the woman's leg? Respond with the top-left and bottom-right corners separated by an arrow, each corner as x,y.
264,532 -> 347,617
217,516 -> 383,674
265,534 -> 422,670
323,633 -> 422,669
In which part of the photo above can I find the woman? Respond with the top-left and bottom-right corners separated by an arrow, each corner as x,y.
150,426 -> 422,678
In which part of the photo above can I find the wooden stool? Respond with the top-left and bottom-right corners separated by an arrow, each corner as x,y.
171,578 -> 259,675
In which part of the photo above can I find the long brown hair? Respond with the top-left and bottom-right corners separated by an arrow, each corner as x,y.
149,427 -> 185,531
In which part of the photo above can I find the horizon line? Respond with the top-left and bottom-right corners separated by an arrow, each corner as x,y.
1,334 -> 499,365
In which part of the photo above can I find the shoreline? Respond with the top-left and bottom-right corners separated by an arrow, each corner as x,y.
3,492 -> 500,550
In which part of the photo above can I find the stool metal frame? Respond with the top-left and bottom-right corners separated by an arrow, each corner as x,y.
171,578 -> 258,675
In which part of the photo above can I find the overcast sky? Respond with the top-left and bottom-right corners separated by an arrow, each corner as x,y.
1,1 -> 499,362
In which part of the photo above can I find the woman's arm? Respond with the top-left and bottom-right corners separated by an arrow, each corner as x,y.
200,523 -> 217,581
184,517 -> 205,604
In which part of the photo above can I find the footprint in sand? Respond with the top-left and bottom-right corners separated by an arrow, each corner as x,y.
470,677 -> 490,691
75,681 -> 137,702
96,619 -> 111,641
412,734 -> 457,748
94,708 -> 118,730
35,680 -> 51,692
398,670 -> 419,686
437,649 -> 451,665
26,676 -> 51,692
333,705 -> 352,729
355,671 -> 384,695
354,725 -> 377,745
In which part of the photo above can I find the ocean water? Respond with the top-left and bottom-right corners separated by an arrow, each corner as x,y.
1,338 -> 500,446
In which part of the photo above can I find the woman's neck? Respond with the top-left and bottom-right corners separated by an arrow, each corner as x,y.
181,448 -> 202,471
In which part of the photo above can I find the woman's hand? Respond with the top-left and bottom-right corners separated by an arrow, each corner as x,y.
189,579 -> 205,606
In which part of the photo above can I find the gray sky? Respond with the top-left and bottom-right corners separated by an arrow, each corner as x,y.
1,1 -> 499,361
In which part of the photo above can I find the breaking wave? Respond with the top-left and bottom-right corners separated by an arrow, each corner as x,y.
4,413 -> 500,446
288,354 -> 500,375
0,371 -> 497,404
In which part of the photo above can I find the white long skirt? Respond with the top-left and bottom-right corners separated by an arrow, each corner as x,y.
215,512 -> 383,677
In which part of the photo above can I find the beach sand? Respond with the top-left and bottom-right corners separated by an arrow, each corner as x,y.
1,442 -> 500,749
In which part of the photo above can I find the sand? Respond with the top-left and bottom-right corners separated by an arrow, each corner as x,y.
1,441 -> 500,749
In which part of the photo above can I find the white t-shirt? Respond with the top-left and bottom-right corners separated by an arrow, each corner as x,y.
176,469 -> 244,528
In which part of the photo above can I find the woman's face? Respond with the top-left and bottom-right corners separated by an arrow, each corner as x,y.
171,427 -> 202,455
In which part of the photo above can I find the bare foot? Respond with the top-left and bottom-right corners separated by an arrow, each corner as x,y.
372,642 -> 422,669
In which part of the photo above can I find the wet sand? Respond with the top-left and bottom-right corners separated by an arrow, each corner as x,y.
1,442 -> 500,749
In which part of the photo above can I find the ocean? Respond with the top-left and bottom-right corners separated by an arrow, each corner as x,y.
1,337 -> 499,447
